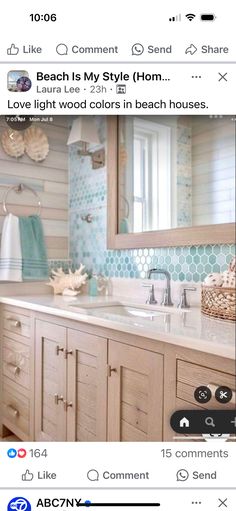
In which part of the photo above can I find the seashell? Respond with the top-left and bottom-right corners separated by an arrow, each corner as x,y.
62,295 -> 78,303
47,265 -> 88,295
24,126 -> 49,162
222,270 -> 236,288
1,129 -> 25,158
62,288 -> 79,296
204,272 -> 223,287
229,256 -> 236,273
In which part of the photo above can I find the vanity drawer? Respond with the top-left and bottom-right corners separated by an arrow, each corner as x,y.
177,360 -> 236,409
2,377 -> 30,438
2,306 -> 31,339
2,337 -> 30,389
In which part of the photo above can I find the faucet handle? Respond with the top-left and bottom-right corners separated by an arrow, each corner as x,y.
142,283 -> 157,305
178,287 -> 197,309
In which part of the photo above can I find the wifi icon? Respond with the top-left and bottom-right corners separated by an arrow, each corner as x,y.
186,13 -> 196,21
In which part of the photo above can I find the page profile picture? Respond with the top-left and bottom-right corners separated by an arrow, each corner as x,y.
7,497 -> 31,511
7,70 -> 32,92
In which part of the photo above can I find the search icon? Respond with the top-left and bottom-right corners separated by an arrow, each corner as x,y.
87,469 -> 99,482
205,417 -> 215,427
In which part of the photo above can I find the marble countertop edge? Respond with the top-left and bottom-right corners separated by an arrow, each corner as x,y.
0,294 -> 235,360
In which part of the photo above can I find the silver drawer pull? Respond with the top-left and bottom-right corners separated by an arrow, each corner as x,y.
64,349 -> 73,359
56,345 -> 64,356
7,405 -> 19,417
54,394 -> 64,405
64,400 -> 73,411
7,318 -> 21,328
7,362 -> 20,375
107,366 -> 117,377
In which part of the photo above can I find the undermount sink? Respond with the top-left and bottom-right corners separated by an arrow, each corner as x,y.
80,304 -> 166,319
69,302 -> 188,321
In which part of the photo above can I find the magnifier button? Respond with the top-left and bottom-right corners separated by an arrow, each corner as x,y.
205,417 -> 215,427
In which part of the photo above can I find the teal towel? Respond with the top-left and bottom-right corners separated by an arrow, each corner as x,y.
19,215 -> 48,281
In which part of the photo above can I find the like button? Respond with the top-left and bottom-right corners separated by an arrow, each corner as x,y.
7,43 -> 20,55
22,469 -> 34,481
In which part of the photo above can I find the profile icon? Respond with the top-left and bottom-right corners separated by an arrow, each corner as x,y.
7,497 -> 31,511
16,76 -> 32,92
7,70 -> 32,92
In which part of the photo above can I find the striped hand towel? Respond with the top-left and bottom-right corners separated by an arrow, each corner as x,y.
19,215 -> 49,281
0,213 -> 23,281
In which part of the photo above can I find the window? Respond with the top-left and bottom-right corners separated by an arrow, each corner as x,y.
132,118 -> 171,232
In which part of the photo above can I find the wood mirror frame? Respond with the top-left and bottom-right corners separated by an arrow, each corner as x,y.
107,116 -> 235,249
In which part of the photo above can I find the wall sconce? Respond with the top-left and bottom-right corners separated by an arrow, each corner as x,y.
67,117 -> 105,169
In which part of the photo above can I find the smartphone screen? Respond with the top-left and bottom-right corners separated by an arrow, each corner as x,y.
0,1 -> 235,510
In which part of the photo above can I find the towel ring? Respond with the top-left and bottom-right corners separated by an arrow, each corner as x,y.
2,184 -> 41,216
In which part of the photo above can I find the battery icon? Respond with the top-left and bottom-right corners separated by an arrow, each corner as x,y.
200,14 -> 216,21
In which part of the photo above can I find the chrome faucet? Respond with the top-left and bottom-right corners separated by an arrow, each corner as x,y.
142,283 -> 157,305
147,268 -> 173,307
178,286 -> 196,309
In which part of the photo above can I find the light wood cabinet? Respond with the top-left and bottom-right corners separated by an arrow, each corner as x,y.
0,305 -> 34,440
1,305 -> 235,442
35,321 -> 107,441
108,341 -> 163,441
176,359 -> 236,411
35,320 -> 67,441
35,321 -> 164,441
2,378 -> 30,438
67,328 -> 107,441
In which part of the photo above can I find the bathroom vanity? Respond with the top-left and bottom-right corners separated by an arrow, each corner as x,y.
0,295 -> 235,442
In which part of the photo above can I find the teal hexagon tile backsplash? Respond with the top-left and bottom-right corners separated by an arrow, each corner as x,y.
68,117 -> 235,283
69,199 -> 235,282
48,259 -> 71,274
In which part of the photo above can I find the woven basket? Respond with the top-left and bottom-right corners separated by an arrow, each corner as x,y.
201,285 -> 236,321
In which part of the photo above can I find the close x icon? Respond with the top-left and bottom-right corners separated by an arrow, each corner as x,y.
218,497 -> 228,507
218,72 -> 228,81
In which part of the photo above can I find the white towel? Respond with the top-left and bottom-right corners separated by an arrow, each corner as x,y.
0,213 -> 22,281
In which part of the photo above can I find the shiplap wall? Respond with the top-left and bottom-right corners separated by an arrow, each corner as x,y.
0,117 -> 69,260
192,117 -> 235,225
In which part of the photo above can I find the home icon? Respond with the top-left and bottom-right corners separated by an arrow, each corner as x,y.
179,417 -> 190,428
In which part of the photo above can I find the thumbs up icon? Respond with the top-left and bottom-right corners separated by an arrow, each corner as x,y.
22,469 -> 34,481
7,44 -> 20,55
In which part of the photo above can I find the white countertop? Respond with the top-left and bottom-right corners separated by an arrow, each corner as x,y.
0,294 -> 235,360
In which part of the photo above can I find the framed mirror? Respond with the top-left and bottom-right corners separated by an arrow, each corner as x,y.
107,116 -> 235,249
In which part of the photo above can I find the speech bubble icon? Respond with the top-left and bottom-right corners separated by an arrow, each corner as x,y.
56,43 -> 68,55
176,469 -> 189,482
87,469 -> 99,482
131,43 -> 144,56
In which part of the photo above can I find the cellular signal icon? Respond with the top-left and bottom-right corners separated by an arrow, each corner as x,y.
169,14 -> 181,22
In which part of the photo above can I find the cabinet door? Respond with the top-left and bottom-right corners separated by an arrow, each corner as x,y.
35,320 -> 67,441
108,341 -> 163,441
67,329 -> 107,441
0,305 -> 34,440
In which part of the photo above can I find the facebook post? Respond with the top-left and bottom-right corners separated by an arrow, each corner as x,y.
0,1 -> 235,510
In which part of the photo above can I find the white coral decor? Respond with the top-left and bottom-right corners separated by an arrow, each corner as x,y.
47,265 -> 88,295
